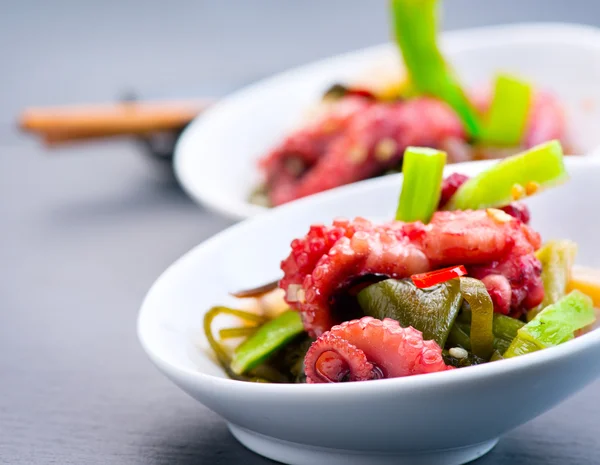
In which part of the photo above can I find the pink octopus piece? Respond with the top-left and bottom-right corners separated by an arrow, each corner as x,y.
261,87 -> 568,206
304,317 -> 452,383
281,210 -> 543,337
266,97 -> 465,206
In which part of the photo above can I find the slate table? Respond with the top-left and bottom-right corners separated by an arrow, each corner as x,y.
2,1 -> 600,463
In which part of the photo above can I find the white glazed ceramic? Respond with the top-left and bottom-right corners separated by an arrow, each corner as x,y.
140,157 -> 600,465
175,22 -> 600,220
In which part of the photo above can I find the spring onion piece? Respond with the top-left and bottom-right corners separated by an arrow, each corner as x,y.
357,278 -> 463,347
390,0 -> 482,137
567,266 -> 600,308
231,310 -> 305,375
527,240 -> 578,321
482,74 -> 533,146
396,147 -> 446,223
445,140 -> 568,211
459,278 -> 494,360
504,290 -> 595,358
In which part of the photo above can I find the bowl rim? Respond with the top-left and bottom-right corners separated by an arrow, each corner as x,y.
174,21 -> 600,221
140,156 -> 600,397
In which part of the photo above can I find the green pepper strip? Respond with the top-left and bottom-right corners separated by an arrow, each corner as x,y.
527,240 -> 578,321
231,310 -> 305,375
451,312 -> 524,354
504,290 -> 596,358
389,0 -> 482,138
445,140 -> 568,211
482,74 -> 533,146
396,147 -> 447,223
459,278 -> 494,360
203,306 -> 270,382
219,327 -> 258,340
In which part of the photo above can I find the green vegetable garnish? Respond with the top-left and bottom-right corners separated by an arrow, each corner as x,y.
452,311 -> 525,355
504,290 -> 596,358
528,240 -> 578,321
395,147 -> 446,223
231,310 -> 305,375
389,0 -> 482,137
482,74 -> 533,146
489,350 -> 504,362
203,306 -> 274,382
445,140 -> 568,211
218,327 -> 258,340
357,278 -> 462,347
458,278 -> 495,360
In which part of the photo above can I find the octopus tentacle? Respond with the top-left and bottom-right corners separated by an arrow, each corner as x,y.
268,97 -> 465,206
280,217 -> 376,303
259,96 -> 374,206
300,229 -> 429,337
305,317 -> 451,383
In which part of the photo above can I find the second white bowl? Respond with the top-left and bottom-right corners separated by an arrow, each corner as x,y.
175,22 -> 600,220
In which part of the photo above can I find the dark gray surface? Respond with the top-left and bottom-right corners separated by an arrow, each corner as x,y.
2,1 -> 600,464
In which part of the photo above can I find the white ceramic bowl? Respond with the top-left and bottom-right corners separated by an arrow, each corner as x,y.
175,22 -> 600,220
140,157 -> 600,465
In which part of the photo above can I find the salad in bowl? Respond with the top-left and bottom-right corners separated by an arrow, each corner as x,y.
206,141 -> 598,384
140,141 -> 600,465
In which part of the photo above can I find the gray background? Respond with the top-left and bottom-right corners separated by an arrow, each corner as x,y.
2,1 -> 600,464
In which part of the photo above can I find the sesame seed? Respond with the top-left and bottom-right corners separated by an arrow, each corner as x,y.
449,347 -> 468,359
348,145 -> 368,164
525,181 -> 540,196
374,138 -> 398,162
486,208 -> 513,223
511,183 -> 526,200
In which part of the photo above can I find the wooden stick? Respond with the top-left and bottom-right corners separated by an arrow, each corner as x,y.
19,99 -> 213,145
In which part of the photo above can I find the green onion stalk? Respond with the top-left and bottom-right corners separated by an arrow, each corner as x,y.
396,146 -> 446,223
445,140 -> 568,211
390,0 -> 482,138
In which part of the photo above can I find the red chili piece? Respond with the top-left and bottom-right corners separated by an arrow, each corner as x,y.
411,265 -> 467,289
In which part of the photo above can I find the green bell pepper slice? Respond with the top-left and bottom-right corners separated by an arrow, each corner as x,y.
357,278 -> 463,347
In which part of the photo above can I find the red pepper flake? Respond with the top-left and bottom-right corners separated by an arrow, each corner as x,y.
411,265 -> 467,289
345,87 -> 377,100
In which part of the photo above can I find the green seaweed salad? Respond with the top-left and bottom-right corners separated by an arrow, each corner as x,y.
205,140 -> 600,384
